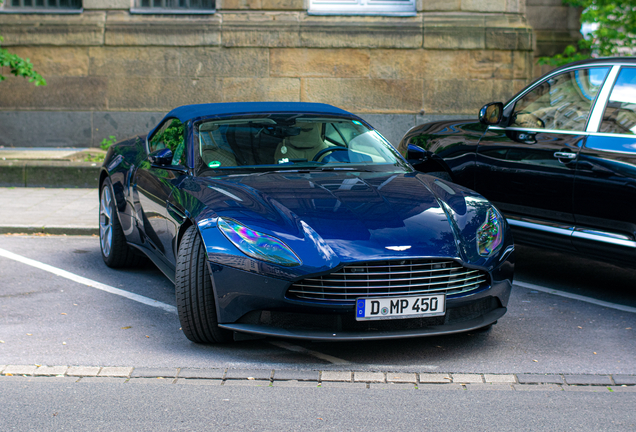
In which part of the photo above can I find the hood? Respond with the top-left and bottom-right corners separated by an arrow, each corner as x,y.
189,171 -> 494,270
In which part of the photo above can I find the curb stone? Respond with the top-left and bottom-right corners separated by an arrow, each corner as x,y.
1,366 -> 634,391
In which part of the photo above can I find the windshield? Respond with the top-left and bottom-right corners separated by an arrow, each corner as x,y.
196,114 -> 408,174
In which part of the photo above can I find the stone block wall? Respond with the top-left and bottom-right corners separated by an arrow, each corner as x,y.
0,1 -> 535,147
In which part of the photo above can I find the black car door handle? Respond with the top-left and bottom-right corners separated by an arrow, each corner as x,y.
553,151 -> 577,160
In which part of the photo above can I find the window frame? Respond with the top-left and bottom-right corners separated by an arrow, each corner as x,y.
0,0 -> 82,13
130,0 -> 215,15
308,0 -> 416,16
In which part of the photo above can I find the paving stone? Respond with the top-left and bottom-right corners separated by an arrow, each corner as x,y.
386,373 -> 417,384
130,368 -> 178,378
225,369 -> 272,380
608,386 -> 636,392
223,380 -> 271,387
484,374 -> 516,384
451,373 -> 483,383
178,368 -> 225,379
563,375 -> 612,386
67,366 -> 100,377
513,384 -> 563,391
464,384 -> 514,391
517,374 -> 563,384
272,370 -> 320,381
34,366 -> 68,376
419,373 -> 452,384
354,372 -> 385,383
128,378 -> 174,385
417,384 -> 465,391
319,381 -> 367,389
175,379 -> 222,386
321,371 -> 352,382
78,377 -> 128,384
563,385 -> 612,392
99,367 -> 133,377
272,380 -> 320,388
370,383 -> 417,390
613,375 -> 636,385
3,365 -> 37,375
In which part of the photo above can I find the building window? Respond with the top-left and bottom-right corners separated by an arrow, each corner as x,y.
2,0 -> 81,12
132,0 -> 215,13
309,0 -> 416,16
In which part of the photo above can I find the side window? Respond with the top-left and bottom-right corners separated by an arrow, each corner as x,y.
511,67 -> 610,131
149,118 -> 186,166
599,67 -> 636,135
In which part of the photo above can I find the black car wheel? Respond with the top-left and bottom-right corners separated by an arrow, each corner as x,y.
99,178 -> 145,268
175,225 -> 232,344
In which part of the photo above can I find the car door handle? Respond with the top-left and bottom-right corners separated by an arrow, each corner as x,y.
553,151 -> 577,160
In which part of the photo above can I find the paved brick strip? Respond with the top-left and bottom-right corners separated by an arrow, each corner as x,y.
1,365 -> 635,391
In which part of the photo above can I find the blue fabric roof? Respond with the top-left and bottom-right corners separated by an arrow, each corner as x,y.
166,102 -> 352,123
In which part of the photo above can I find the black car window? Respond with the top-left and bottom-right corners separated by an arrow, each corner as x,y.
510,67 -> 609,131
149,118 -> 186,166
599,67 -> 636,135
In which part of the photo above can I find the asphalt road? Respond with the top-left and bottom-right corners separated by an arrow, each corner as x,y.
2,235 -> 636,431
1,235 -> 634,374
1,380 -> 635,431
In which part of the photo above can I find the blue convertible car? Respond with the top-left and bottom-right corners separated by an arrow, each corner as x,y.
99,102 -> 514,343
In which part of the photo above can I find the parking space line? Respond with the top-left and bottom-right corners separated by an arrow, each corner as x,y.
515,280 -> 636,314
269,341 -> 351,365
0,247 -> 178,314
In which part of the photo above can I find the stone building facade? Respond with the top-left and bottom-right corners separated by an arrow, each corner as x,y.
0,0 -> 579,147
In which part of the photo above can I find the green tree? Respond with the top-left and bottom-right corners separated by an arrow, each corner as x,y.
0,0 -> 46,86
538,0 -> 636,67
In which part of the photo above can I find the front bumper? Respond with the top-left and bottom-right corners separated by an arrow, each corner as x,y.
207,254 -> 513,341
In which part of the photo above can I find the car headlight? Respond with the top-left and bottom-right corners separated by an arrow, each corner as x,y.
217,217 -> 302,267
476,207 -> 503,257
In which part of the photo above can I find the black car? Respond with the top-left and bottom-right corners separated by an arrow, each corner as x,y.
399,57 -> 636,266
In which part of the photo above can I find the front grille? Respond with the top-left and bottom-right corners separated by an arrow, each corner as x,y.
287,259 -> 489,303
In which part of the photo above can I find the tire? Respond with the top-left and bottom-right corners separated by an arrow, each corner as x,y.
175,225 -> 232,344
99,178 -> 146,268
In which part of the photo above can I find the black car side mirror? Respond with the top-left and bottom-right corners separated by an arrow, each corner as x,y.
479,102 -> 504,125
148,148 -> 173,167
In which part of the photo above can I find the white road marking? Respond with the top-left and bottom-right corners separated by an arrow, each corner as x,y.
0,247 -> 178,314
269,341 -> 351,365
515,280 -> 636,314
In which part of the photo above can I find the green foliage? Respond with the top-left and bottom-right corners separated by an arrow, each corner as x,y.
538,0 -> 636,67
0,1 -> 46,86
154,119 -> 185,153
100,135 -> 117,151
153,119 -> 185,164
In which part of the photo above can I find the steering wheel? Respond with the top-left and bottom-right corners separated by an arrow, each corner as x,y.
312,147 -> 348,161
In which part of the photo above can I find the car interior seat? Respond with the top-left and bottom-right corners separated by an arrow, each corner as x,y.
273,123 -> 333,163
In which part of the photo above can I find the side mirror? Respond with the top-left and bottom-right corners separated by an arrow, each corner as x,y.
479,102 -> 504,126
406,144 -> 428,162
148,148 -> 173,167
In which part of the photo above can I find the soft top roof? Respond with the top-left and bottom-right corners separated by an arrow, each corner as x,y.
149,102 -> 355,138
169,102 -> 352,123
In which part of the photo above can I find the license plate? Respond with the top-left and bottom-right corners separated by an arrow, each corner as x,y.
355,294 -> 446,321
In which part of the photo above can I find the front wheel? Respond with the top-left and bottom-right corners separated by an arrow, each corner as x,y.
99,178 -> 145,268
175,225 -> 232,344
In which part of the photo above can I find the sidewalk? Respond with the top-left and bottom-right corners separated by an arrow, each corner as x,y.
0,187 -> 98,235
0,147 -> 105,188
